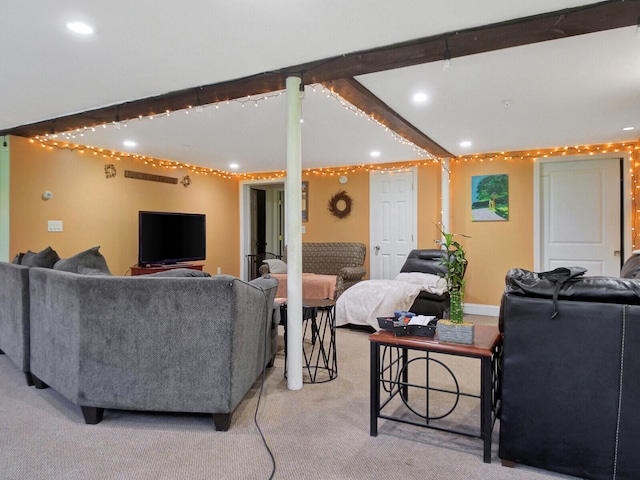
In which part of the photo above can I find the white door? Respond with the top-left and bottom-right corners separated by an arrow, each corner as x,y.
370,168 -> 417,279
540,157 -> 621,276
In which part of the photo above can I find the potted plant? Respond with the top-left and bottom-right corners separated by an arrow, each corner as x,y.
435,225 -> 474,344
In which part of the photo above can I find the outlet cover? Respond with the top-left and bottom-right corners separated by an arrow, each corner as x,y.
48,220 -> 63,232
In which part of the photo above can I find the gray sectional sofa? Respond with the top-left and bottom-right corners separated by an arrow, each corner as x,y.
0,261 -> 32,385
0,246 -> 280,431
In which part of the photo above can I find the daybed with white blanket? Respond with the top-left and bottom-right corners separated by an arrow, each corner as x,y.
335,249 -> 452,330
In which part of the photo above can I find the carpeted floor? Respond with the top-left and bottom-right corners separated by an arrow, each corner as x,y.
0,315 -> 576,480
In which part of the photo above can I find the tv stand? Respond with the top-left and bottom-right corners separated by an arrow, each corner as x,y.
131,264 -> 204,276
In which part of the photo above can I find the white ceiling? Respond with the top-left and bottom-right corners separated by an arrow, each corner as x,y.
2,1 -> 638,173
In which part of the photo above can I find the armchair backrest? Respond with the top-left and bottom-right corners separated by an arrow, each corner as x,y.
283,242 -> 366,276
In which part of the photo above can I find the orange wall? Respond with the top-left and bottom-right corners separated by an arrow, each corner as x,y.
9,136 -> 534,306
9,136 -> 240,276
450,159 -> 534,306
301,170 -> 370,242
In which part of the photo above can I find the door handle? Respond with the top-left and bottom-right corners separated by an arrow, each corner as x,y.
374,245 -> 380,255
614,250 -> 621,257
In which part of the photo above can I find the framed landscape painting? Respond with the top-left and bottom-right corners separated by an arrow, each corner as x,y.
471,174 -> 509,221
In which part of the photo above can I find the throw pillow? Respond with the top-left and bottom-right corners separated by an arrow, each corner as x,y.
144,268 -> 212,278
263,258 -> 287,274
394,272 -> 447,295
12,253 -> 24,264
54,246 -> 111,274
20,246 -> 60,268
621,254 -> 640,279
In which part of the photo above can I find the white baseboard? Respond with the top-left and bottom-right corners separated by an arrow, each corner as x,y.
464,303 -> 500,317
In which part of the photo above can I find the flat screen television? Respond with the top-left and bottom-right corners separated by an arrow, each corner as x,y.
138,211 -> 206,266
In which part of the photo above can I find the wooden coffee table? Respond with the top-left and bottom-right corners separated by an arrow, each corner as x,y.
369,324 -> 502,463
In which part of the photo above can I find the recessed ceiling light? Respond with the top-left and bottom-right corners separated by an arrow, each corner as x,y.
66,21 -> 94,35
459,141 -> 472,148
370,151 -> 381,158
413,93 -> 428,103
623,126 -> 635,131
123,140 -> 137,148
229,163 -> 239,170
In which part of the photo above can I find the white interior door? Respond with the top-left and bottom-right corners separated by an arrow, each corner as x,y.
540,157 -> 621,276
369,168 -> 417,279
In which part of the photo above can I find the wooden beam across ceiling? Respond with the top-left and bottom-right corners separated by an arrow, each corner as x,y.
3,0 -> 639,159
323,78 -> 453,158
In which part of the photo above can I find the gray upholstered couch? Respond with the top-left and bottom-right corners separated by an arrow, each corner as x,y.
27,268 -> 279,430
0,261 -> 33,385
259,242 -> 367,299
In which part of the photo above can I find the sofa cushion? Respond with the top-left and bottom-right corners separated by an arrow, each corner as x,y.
20,246 -> 60,268
12,253 -> 24,264
54,246 -> 111,274
263,258 -> 287,274
145,268 -> 211,277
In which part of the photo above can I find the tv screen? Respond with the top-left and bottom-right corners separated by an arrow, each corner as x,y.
138,211 -> 206,266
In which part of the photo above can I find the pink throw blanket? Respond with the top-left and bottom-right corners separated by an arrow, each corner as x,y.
271,273 -> 336,300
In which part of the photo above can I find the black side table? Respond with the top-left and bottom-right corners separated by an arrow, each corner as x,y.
280,299 -> 337,383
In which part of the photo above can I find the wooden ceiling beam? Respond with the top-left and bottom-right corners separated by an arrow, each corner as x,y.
291,0 -> 640,83
323,78 -> 453,158
3,0 -> 639,146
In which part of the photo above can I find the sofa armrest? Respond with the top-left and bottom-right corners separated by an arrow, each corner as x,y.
338,266 -> 366,281
334,266 -> 367,299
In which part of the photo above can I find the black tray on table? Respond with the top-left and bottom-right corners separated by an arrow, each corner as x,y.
377,316 -> 438,337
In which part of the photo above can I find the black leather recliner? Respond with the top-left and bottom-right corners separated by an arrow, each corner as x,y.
401,249 -> 452,318
498,265 -> 640,480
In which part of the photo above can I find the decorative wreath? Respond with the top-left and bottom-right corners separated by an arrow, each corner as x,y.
181,175 -> 192,188
104,164 -> 117,179
327,190 -> 353,219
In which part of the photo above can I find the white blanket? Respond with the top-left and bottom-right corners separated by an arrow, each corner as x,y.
335,273 -> 446,330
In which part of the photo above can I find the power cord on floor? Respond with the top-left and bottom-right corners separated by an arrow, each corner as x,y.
254,281 -> 277,479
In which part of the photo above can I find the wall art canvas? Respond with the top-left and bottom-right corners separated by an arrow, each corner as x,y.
471,174 -> 509,221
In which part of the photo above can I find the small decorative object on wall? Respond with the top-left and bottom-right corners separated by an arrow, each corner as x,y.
124,170 -> 178,184
328,190 -> 353,219
302,181 -> 309,222
104,164 -> 117,179
471,174 -> 509,221
181,175 -> 192,188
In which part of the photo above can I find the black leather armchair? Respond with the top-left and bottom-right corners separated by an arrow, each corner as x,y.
400,249 -> 451,318
498,266 -> 640,480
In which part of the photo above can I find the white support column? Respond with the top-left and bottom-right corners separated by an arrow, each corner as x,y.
285,76 -> 303,390
0,136 -> 10,262
440,157 -> 450,233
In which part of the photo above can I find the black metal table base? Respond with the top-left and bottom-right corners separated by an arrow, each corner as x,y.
370,329 -> 502,463
282,299 -> 337,384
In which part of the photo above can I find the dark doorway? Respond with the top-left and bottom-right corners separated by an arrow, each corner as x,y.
251,188 -> 267,255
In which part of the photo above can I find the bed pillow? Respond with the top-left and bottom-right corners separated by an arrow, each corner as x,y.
263,258 -> 287,274
394,272 -> 447,295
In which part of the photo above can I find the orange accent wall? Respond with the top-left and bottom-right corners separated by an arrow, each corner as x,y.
450,159 -> 534,307
9,136 -> 536,306
9,136 -> 240,276
300,171 -> 370,262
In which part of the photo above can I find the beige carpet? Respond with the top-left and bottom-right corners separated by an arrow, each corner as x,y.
0,315 -> 575,480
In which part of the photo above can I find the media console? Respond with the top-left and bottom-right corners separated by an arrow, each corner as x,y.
130,264 -> 204,276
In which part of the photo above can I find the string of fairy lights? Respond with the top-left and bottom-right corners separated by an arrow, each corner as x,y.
28,86 -> 640,247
